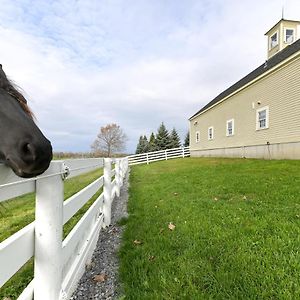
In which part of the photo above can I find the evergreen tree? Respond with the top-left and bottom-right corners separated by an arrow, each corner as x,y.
135,135 -> 150,154
141,135 -> 149,153
135,135 -> 143,154
184,131 -> 190,147
148,132 -> 157,152
169,128 -> 181,148
155,122 -> 170,150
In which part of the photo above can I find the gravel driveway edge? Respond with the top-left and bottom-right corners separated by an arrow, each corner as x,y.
70,169 -> 130,300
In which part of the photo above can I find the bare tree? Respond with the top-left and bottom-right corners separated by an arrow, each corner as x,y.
91,123 -> 127,157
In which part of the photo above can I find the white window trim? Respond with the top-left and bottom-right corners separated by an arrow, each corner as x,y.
284,27 -> 295,43
256,106 -> 269,131
208,126 -> 214,140
269,31 -> 279,50
226,119 -> 235,136
195,131 -> 200,143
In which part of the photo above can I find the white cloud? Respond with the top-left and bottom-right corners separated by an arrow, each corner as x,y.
1,0 -> 300,152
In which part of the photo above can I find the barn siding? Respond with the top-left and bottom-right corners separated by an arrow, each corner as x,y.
190,54 -> 300,159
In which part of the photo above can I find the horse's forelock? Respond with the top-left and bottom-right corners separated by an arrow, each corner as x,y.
8,88 -> 35,119
0,68 -> 34,119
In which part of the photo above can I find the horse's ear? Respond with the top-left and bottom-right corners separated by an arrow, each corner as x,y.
0,65 -> 7,87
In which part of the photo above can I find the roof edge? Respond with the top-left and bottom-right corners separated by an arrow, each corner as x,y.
264,18 -> 300,35
189,44 -> 300,121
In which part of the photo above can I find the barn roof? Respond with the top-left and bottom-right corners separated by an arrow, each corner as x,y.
189,38 -> 300,120
264,18 -> 300,36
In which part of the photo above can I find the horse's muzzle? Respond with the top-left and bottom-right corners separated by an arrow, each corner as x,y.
6,138 -> 53,178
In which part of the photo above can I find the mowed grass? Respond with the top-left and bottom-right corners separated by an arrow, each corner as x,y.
0,168 -> 103,299
119,157 -> 300,300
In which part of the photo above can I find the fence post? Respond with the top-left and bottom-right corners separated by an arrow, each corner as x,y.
115,159 -> 120,197
124,158 -> 128,175
182,147 -> 185,158
165,150 -> 168,160
146,153 -> 149,165
103,158 -> 112,227
122,158 -> 126,182
118,159 -> 122,183
34,161 -> 64,300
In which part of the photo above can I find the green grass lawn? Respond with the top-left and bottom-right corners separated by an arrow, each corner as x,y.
119,157 -> 300,300
0,168 -> 103,299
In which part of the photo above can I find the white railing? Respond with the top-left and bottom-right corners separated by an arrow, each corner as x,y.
128,146 -> 190,165
0,157 -> 128,300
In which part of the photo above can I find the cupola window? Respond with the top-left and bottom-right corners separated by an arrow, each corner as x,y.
285,28 -> 294,43
269,32 -> 278,49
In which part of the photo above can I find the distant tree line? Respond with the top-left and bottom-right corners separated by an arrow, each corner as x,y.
135,122 -> 189,154
53,152 -> 95,159
53,151 -> 127,159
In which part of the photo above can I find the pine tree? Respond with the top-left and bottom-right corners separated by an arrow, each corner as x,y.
169,128 -> 181,148
135,135 -> 143,154
135,135 -> 150,154
141,135 -> 149,153
155,122 -> 170,150
148,132 -> 156,152
184,131 -> 190,147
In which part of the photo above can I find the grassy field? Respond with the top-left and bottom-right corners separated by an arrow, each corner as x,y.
0,168 -> 103,299
119,157 -> 300,299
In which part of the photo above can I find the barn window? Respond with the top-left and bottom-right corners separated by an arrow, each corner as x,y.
256,106 -> 269,130
195,131 -> 200,143
285,28 -> 294,43
269,31 -> 278,49
226,119 -> 234,136
208,127 -> 214,140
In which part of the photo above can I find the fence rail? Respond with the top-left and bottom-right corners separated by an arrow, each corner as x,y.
0,157 -> 128,300
128,146 -> 190,165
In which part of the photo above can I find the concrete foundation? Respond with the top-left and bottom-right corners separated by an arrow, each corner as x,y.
190,141 -> 300,160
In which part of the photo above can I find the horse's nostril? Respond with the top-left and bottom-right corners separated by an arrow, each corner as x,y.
20,142 -> 36,162
22,143 -> 30,154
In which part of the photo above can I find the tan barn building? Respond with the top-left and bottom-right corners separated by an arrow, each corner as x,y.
189,18 -> 300,159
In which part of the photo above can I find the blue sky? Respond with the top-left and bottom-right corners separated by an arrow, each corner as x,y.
1,0 -> 300,153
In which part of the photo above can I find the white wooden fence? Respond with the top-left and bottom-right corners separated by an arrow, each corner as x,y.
128,146 -> 190,165
0,157 -> 128,300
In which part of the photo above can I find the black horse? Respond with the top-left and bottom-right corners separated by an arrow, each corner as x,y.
0,64 -> 52,178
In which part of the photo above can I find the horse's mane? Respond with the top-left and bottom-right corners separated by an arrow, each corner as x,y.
0,65 -> 34,118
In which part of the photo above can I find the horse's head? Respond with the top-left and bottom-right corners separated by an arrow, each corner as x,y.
0,65 -> 52,178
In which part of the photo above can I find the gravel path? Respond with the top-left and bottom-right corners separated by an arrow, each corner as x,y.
70,170 -> 129,300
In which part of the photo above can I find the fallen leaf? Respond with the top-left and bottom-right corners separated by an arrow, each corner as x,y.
214,197 -> 218,201
133,239 -> 143,245
168,223 -> 176,231
86,261 -> 95,270
243,195 -> 247,200
110,227 -> 118,234
93,274 -> 107,282
173,192 -> 178,196
148,255 -> 156,261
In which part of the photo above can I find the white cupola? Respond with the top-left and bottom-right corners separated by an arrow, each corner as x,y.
265,18 -> 300,59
